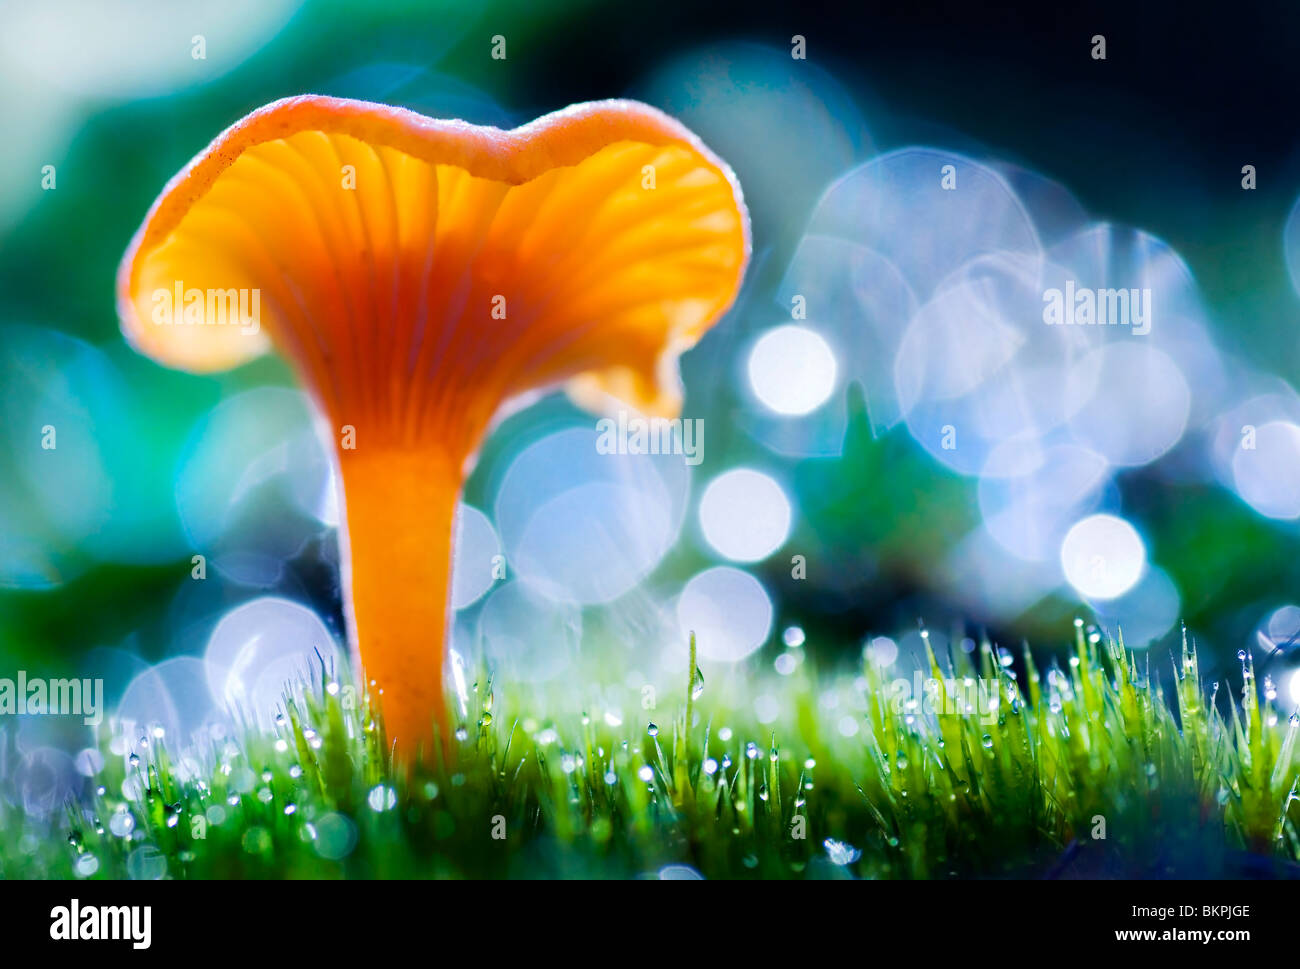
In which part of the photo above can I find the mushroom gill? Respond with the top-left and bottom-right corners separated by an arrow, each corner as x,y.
117,95 -> 750,760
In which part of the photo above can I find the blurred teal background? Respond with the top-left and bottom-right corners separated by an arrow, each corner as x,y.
5,0 -> 1300,756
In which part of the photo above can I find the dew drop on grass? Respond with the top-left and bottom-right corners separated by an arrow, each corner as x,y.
74,854 -> 99,878
823,838 -> 861,866
647,722 -> 659,737
896,754 -> 909,770
638,765 -> 654,783
367,784 -> 397,812
691,666 -> 705,700
108,809 -> 135,838
455,725 -> 469,742
981,734 -> 994,749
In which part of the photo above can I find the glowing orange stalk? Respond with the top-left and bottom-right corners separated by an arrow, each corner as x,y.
117,95 -> 749,760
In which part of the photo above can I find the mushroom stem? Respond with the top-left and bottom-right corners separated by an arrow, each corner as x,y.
335,445 -> 464,760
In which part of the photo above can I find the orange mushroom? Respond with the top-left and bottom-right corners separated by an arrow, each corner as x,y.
117,96 -> 749,760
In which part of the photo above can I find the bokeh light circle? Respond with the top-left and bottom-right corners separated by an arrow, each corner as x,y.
698,468 -> 792,562
676,567 -> 773,662
1060,514 -> 1146,600
748,325 -> 838,416
1231,421 -> 1300,520
204,597 -> 342,729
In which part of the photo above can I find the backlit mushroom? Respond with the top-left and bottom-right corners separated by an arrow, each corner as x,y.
117,96 -> 749,759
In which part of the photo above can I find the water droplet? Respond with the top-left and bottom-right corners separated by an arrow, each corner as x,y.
367,784 -> 397,812
691,666 -> 705,700
981,734 -> 994,749
647,722 -> 659,737
108,809 -> 135,838
824,838 -> 861,866
74,853 -> 99,878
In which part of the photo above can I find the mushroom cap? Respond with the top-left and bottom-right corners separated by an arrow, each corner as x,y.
117,95 -> 750,433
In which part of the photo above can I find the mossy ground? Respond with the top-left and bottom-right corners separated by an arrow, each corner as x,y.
4,626 -> 1300,879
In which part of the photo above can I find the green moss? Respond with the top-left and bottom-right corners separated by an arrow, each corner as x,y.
6,624 -> 1299,879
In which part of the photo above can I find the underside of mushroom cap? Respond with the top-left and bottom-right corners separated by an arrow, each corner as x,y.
117,95 -> 750,449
